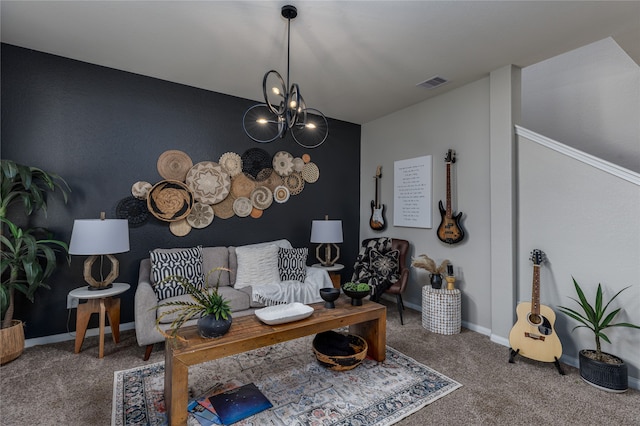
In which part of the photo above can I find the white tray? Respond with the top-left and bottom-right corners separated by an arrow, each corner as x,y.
254,302 -> 314,325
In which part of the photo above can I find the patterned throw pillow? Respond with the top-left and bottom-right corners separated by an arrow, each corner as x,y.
150,246 -> 204,301
369,249 -> 399,282
234,244 -> 281,289
278,247 -> 308,282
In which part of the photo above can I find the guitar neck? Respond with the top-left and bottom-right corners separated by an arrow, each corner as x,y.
374,175 -> 379,208
531,265 -> 541,316
445,162 -> 452,217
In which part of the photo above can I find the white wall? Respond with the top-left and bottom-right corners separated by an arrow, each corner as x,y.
361,77 -> 493,331
522,37 -> 640,173
517,127 -> 640,383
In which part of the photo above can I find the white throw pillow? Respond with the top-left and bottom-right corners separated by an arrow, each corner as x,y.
234,244 -> 281,289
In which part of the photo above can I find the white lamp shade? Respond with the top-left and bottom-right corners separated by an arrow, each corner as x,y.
310,220 -> 343,243
69,219 -> 130,255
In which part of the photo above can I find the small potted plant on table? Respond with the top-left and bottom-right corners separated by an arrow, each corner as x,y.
558,277 -> 640,392
156,267 -> 232,340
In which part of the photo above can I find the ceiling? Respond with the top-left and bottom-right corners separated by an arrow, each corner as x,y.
2,1 -> 639,125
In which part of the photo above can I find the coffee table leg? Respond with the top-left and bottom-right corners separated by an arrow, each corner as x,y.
165,346 -> 189,425
349,310 -> 387,362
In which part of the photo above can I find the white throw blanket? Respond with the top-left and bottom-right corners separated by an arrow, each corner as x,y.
251,267 -> 331,306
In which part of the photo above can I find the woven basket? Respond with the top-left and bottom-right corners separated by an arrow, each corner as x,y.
0,320 -> 25,365
312,334 -> 368,371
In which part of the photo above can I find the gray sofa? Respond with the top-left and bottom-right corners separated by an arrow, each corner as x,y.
135,239 -> 331,360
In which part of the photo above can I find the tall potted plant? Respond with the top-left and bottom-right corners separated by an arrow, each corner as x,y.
558,277 -> 640,392
0,159 -> 70,364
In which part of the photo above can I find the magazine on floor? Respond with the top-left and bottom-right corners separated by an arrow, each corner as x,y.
207,383 -> 273,425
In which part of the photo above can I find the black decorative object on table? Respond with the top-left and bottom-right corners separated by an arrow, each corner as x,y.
319,288 -> 340,309
430,274 -> 443,289
342,282 -> 371,306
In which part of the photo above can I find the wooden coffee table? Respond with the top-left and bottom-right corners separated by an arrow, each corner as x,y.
164,296 -> 386,425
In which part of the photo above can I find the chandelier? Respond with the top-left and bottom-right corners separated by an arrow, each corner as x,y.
242,5 -> 328,149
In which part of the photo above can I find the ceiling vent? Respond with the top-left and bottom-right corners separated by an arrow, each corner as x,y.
416,76 -> 448,90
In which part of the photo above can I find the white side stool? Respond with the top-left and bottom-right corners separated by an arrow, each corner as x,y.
68,282 -> 130,358
422,286 -> 461,335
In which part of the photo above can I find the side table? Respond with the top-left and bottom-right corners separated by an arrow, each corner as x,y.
69,282 -> 130,358
422,286 -> 461,335
312,263 -> 344,289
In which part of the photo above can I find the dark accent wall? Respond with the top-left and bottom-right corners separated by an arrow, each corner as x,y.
1,44 -> 361,339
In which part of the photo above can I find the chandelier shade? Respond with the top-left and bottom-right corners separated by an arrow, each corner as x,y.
243,5 -> 328,149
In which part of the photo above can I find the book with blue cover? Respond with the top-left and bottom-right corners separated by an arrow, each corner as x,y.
207,383 -> 273,425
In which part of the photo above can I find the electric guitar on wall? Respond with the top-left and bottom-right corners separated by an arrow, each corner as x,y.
369,165 -> 386,231
437,149 -> 465,244
508,249 -> 563,364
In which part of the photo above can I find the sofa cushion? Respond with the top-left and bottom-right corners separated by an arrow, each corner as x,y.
202,247 -> 231,287
157,286 -> 251,324
278,247 -> 308,282
150,246 -> 204,300
234,244 -> 281,289
228,239 -> 293,286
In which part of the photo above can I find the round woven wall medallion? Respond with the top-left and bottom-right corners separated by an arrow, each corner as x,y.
273,185 -> 290,204
147,180 -> 194,222
250,186 -> 273,210
284,171 -> 305,195
230,173 -> 257,199
302,162 -> 320,183
219,152 -> 243,177
250,207 -> 263,219
186,202 -> 214,229
232,197 -> 252,217
185,161 -> 231,204
273,151 -> 294,176
157,150 -> 193,182
257,168 -> 283,192
292,157 -> 304,172
213,194 -> 235,219
241,148 -> 271,178
116,196 -> 149,228
169,219 -> 192,236
131,181 -> 152,200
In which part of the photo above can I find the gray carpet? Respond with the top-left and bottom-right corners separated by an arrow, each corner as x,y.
1,300 -> 639,425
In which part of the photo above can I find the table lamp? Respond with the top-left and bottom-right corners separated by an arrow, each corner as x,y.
310,216 -> 343,266
69,212 -> 130,290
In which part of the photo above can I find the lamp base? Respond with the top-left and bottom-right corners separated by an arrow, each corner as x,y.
87,283 -> 113,291
316,243 -> 339,268
83,254 -> 119,290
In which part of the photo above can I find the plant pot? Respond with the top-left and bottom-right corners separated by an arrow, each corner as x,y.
342,288 -> 370,306
0,320 -> 25,365
430,274 -> 443,289
579,349 -> 628,392
197,314 -> 232,338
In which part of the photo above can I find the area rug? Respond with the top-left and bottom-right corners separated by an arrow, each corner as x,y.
112,336 -> 461,426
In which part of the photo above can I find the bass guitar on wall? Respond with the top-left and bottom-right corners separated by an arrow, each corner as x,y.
437,149 -> 464,244
508,249 -> 564,374
369,165 -> 386,231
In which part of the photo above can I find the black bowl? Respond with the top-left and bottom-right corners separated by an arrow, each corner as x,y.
319,287 -> 340,308
342,287 -> 371,306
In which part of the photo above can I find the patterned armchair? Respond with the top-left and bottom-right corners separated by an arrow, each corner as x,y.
352,237 -> 410,324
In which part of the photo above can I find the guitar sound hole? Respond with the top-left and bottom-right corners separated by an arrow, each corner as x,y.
528,313 -> 542,325
528,313 -> 553,335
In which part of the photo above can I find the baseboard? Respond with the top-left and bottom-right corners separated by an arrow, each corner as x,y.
24,321 -> 136,348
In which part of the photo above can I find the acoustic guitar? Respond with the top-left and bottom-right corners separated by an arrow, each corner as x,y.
437,149 -> 464,244
508,249 -> 563,363
369,165 -> 386,231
